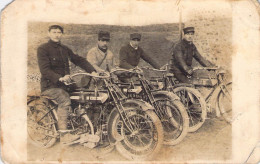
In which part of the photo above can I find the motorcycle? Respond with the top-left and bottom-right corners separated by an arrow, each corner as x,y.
27,72 -> 164,160
110,67 -> 189,146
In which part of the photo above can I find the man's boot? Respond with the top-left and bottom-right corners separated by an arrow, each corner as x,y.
58,116 -> 79,144
59,131 -> 80,144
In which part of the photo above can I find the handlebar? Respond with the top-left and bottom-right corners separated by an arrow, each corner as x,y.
140,66 -> 167,72
192,66 -> 219,71
110,67 -> 143,74
70,72 -> 110,79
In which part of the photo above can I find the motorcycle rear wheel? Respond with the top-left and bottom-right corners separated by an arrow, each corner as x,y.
27,99 -> 57,148
108,105 -> 163,160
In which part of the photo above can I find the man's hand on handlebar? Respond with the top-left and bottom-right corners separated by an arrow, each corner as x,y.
187,69 -> 193,76
98,71 -> 110,77
159,64 -> 168,71
59,75 -> 73,85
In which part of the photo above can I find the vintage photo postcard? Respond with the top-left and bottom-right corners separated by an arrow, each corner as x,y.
1,0 -> 260,163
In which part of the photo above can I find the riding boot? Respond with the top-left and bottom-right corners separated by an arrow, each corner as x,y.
58,109 -> 79,144
59,131 -> 79,144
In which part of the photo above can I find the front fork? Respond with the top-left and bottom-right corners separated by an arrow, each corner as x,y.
105,79 -> 135,133
140,79 -> 181,129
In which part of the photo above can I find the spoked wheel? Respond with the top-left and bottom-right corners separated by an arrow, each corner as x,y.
108,104 -> 163,160
173,87 -> 207,132
218,82 -> 232,123
27,99 -> 57,148
153,94 -> 189,145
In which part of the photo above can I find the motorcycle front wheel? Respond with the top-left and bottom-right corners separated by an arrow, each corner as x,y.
27,98 -> 57,148
218,82 -> 232,123
173,87 -> 207,132
153,93 -> 189,145
108,104 -> 163,160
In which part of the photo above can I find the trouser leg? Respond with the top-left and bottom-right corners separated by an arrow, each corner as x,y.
41,88 -> 71,130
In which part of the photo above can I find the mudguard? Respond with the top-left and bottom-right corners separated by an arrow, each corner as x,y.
122,99 -> 155,111
152,90 -> 181,101
27,96 -> 59,121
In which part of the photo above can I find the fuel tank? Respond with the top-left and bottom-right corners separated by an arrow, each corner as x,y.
70,91 -> 109,103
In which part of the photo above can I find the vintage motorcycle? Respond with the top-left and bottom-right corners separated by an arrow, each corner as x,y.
110,67 -> 189,146
143,65 -> 207,132
27,72 -> 164,160
143,65 -> 232,132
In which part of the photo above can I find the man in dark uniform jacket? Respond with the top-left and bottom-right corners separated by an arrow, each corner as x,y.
119,33 -> 160,69
37,25 -> 95,143
171,27 -> 213,83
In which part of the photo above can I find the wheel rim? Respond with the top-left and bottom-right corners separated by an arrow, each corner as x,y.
27,104 -> 56,147
218,83 -> 232,122
116,109 -> 159,156
177,90 -> 202,125
155,99 -> 183,142
173,88 -> 206,131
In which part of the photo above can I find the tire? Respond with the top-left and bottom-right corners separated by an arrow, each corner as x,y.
27,99 -> 57,148
173,87 -> 207,132
218,82 -> 232,123
108,103 -> 163,160
153,94 -> 189,145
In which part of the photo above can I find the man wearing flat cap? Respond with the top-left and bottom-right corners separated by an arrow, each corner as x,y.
119,33 -> 160,69
170,27 -> 213,83
37,25 -> 96,143
87,31 -> 114,73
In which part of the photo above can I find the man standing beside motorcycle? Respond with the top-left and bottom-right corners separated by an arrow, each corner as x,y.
170,27 -> 214,84
37,25 -> 96,143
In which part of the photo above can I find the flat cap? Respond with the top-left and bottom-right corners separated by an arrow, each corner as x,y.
183,27 -> 195,34
130,33 -> 141,40
49,25 -> 64,33
98,31 -> 110,40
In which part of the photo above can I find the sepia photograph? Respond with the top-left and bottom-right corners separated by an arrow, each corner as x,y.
1,0 -> 260,163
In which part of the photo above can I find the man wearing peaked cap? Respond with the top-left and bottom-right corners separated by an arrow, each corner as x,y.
87,31 -> 115,73
37,25 -> 96,143
130,33 -> 141,40
170,26 -> 214,83
183,27 -> 195,34
119,33 -> 160,69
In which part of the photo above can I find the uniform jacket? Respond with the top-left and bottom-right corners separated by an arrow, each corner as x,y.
119,44 -> 160,69
37,40 -> 95,92
171,39 -> 212,75
86,46 -> 114,72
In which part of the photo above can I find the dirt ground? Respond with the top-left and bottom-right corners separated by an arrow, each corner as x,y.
27,117 -> 232,162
